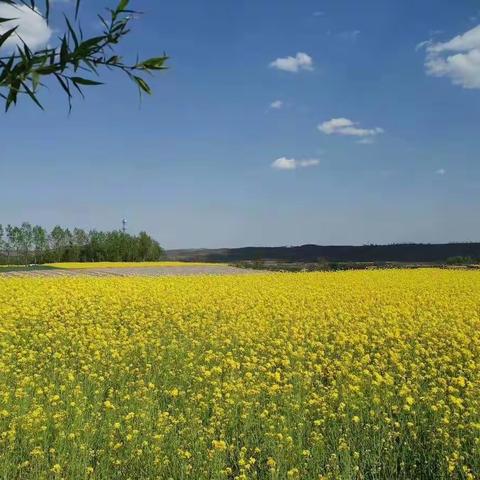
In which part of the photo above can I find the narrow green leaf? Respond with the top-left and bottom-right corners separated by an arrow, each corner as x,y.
0,53 -> 15,83
70,76 -> 103,86
64,14 -> 79,49
0,26 -> 17,49
36,65 -> 60,74
54,73 -> 71,97
137,56 -> 168,70
132,75 -> 151,94
31,71 -> 40,91
21,81 -> 44,110
5,79 -> 20,112
116,0 -> 130,13
60,35 -> 69,68
75,0 -> 81,19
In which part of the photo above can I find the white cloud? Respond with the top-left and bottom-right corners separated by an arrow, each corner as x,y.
271,157 -> 320,170
337,30 -> 361,41
436,168 -> 446,175
0,4 -> 52,51
416,39 -> 432,52
269,100 -> 284,109
269,52 -> 313,73
420,24 -> 480,89
318,118 -> 384,137
357,138 -> 375,145
313,11 -> 325,17
298,159 -> 320,167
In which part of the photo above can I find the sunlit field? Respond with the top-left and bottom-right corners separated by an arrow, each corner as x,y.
1,270 -> 479,479
45,261 -> 218,269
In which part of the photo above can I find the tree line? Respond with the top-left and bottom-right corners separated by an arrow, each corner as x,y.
0,223 -> 164,265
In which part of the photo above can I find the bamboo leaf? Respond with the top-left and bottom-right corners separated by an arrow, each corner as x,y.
70,76 -> 103,85
116,0 -> 130,13
136,56 -> 168,70
21,80 -> 44,110
75,0 -> 81,19
0,26 -> 17,49
64,14 -> 79,49
132,75 -> 151,94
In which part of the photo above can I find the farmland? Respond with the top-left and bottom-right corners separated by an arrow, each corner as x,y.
45,262 -> 218,269
1,270 -> 479,479
0,262 -> 256,278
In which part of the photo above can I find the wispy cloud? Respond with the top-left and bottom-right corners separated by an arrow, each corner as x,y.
0,4 -> 52,51
419,24 -> 480,89
436,168 -> 446,175
337,30 -> 361,41
313,11 -> 325,17
470,11 -> 480,23
357,138 -> 375,145
271,157 -> 320,170
269,52 -> 314,73
269,100 -> 284,110
318,118 -> 384,138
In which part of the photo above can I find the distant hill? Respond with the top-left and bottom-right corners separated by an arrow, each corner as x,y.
167,243 -> 480,263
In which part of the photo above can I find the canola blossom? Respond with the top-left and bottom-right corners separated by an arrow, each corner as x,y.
0,270 -> 479,479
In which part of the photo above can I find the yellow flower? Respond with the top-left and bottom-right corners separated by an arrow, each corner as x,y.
267,458 -> 276,469
212,440 -> 227,451
0,269 -> 479,479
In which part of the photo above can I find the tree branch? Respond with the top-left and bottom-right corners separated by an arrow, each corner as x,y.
0,0 -> 168,111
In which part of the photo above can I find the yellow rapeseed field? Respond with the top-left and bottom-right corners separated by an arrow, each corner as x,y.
0,270 -> 479,479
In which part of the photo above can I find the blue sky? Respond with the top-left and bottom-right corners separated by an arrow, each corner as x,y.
1,0 -> 480,248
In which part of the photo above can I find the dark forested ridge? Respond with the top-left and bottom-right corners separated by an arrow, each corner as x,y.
167,243 -> 480,264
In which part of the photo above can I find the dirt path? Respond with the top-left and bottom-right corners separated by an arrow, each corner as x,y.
0,265 -> 263,278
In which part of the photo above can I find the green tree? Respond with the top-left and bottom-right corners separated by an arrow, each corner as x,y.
19,221 -> 33,265
0,223 -> 4,251
137,230 -> 164,261
62,228 -> 75,261
4,224 -> 13,261
49,225 -> 67,262
6,224 -> 21,262
73,227 -> 88,260
73,228 -> 88,247
0,0 -> 168,111
86,230 -> 107,262
137,231 -> 151,261
32,225 -> 48,263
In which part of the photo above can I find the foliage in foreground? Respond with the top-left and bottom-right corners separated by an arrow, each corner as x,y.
0,0 -> 167,110
0,270 -> 480,479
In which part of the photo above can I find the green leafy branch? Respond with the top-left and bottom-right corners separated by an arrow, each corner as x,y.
0,0 -> 168,111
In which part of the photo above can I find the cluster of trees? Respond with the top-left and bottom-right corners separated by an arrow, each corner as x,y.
445,256 -> 476,266
0,223 -> 164,265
